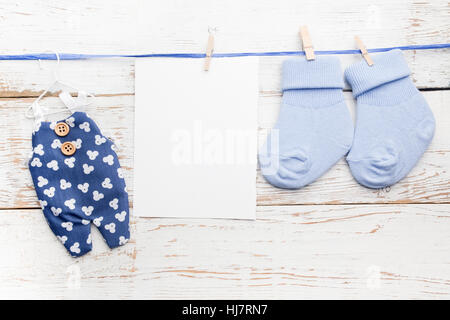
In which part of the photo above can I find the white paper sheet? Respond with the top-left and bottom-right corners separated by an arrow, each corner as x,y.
134,57 -> 258,219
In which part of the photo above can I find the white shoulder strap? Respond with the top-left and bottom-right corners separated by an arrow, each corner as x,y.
59,91 -> 77,112
26,91 -> 91,128
59,91 -> 90,112
76,91 -> 90,107
25,101 -> 45,125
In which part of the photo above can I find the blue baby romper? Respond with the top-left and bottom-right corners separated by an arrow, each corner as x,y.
28,91 -> 130,257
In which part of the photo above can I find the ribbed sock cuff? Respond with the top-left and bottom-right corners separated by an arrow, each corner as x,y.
282,56 -> 344,91
345,49 -> 411,97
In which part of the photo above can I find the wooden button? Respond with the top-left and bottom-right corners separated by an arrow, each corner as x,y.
55,122 -> 70,137
61,141 -> 76,156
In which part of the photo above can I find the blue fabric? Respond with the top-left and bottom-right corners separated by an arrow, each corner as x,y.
28,111 -> 130,257
345,49 -> 435,188
259,56 -> 354,189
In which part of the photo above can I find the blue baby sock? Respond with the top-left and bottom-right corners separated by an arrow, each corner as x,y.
345,49 -> 435,189
259,56 -> 354,189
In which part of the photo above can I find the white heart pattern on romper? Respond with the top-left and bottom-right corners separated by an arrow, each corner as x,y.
65,117 -> 75,128
83,163 -> 94,174
47,160 -> 59,171
33,144 -> 44,156
51,139 -> 62,149
71,138 -> 82,149
37,176 -> 48,187
115,211 -> 127,222
102,178 -> 113,189
61,221 -> 73,231
109,198 -> 118,210
31,157 -> 42,167
86,234 -> 92,244
70,242 -> 80,254
79,121 -> 90,132
64,157 -> 76,168
95,135 -> 106,145
82,205 -> 94,216
102,155 -> 114,166
39,199 -> 47,209
60,179 -> 72,190
119,236 -> 128,245
77,182 -> 89,193
33,121 -> 41,134
117,167 -> 124,179
43,187 -> 55,198
86,150 -> 99,160
64,198 -> 76,210
57,235 -> 68,244
93,216 -> 103,227
82,219 -> 90,225
105,223 -> 116,234
93,190 -> 104,201
51,206 -> 62,216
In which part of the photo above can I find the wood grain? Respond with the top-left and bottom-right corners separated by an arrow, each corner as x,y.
1,91 -> 448,209
0,0 -> 448,98
1,0 -> 448,53
0,204 -> 449,299
0,0 -> 449,299
0,50 -> 448,100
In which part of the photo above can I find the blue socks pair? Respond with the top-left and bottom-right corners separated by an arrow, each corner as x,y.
259,56 -> 353,189
259,49 -> 435,189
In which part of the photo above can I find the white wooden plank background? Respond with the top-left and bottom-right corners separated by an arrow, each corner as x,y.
0,0 -> 449,299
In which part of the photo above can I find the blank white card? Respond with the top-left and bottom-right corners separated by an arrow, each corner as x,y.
134,57 -> 258,219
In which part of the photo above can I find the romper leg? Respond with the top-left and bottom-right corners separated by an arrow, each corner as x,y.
94,205 -> 130,249
43,208 -> 93,257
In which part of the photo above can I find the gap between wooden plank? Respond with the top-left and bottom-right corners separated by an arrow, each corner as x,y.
4,202 -> 450,212
0,88 -> 448,99
0,93 -> 134,99
261,88 -> 450,95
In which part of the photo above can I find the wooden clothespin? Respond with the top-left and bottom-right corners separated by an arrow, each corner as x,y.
300,26 -> 315,60
355,36 -> 374,66
204,33 -> 214,71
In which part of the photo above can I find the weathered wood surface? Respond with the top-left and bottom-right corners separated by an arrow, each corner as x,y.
0,0 -> 449,98
0,204 -> 449,299
0,0 -> 449,299
0,0 -> 448,53
0,50 -> 449,100
1,91 -> 448,209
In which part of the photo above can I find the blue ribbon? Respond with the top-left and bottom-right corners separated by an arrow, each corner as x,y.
0,43 -> 448,60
